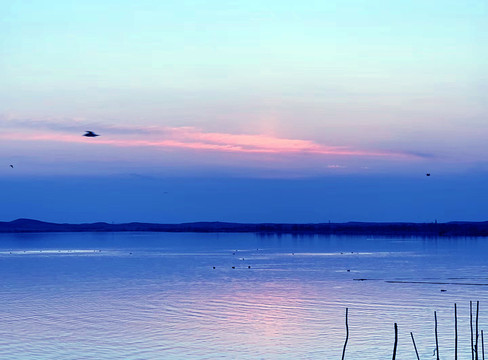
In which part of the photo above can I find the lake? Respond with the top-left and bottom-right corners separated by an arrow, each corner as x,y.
0,232 -> 487,359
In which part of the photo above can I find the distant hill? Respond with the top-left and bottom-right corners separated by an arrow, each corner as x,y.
1,218 -> 488,236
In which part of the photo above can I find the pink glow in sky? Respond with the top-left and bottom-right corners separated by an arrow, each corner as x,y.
2,125 -> 412,159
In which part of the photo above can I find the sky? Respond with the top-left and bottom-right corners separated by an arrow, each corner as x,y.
1,0 -> 487,223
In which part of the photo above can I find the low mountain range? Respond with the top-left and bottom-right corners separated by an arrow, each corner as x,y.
1,218 -> 488,236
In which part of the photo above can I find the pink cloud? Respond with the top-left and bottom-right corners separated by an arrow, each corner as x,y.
1,125 -> 411,159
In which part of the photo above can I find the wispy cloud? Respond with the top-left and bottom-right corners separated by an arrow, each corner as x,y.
0,116 -> 154,135
1,118 -> 416,159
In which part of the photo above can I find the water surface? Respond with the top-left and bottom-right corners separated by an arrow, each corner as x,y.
0,232 -> 487,359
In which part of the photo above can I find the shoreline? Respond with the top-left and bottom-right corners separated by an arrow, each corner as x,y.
1,218 -> 488,236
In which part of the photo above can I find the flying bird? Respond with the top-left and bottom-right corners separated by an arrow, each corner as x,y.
9,165 -> 13,168
83,131 -> 99,137
426,173 -> 431,177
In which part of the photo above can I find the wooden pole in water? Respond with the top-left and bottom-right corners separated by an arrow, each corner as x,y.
392,323 -> 398,360
455,303 -> 458,360
434,311 -> 440,360
476,301 -> 480,360
410,332 -> 420,360
341,308 -> 349,360
482,329 -> 485,360
472,301 -> 475,360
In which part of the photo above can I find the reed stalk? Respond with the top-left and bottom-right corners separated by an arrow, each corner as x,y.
410,331 -> 420,360
341,308 -> 349,360
455,303 -> 458,360
435,311 -> 440,360
392,323 -> 398,360
477,301 -> 480,360
482,329 -> 485,360
472,301 -> 475,360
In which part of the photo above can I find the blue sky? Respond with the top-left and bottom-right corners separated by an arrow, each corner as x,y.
1,0 -> 487,223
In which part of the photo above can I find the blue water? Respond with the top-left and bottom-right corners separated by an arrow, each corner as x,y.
0,232 -> 487,359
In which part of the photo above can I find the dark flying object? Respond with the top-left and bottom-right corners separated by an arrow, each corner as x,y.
9,165 -> 13,168
426,173 -> 431,177
83,131 -> 99,137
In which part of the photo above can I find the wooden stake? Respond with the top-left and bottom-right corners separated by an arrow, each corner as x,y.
410,331 -> 420,360
392,323 -> 398,360
477,301 -> 480,360
435,311 -> 440,360
455,303 -> 458,360
341,308 -> 349,360
472,301 -> 475,360
482,329 -> 485,360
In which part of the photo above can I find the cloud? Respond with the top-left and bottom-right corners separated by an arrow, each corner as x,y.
0,116 -> 154,135
1,118 -> 416,159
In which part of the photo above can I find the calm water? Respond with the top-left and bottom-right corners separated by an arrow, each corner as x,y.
0,232 -> 488,359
